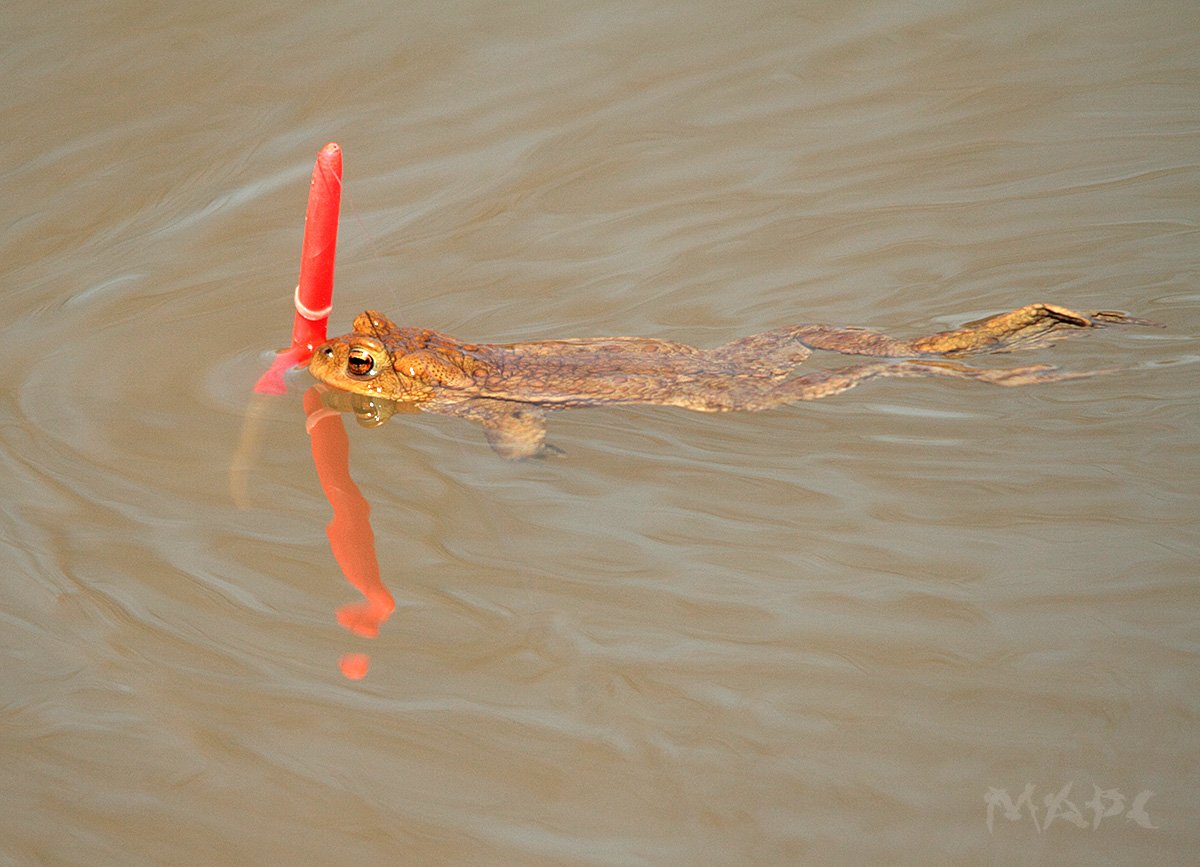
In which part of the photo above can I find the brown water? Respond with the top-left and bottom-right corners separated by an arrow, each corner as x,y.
3,1 -> 1198,863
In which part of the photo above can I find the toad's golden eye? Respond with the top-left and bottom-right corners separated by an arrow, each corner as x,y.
346,348 -> 377,377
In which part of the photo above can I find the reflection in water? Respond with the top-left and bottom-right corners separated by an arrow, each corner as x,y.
303,386 -> 396,679
315,383 -> 416,429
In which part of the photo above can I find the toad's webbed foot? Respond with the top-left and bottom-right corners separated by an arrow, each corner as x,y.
783,304 -> 1159,359
437,399 -> 560,460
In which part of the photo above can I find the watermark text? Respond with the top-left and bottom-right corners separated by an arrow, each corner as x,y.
984,783 -> 1157,833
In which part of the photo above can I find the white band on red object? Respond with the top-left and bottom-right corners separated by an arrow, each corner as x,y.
294,284 -> 333,321
305,406 -> 342,435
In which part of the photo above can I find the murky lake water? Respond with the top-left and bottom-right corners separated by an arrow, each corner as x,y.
3,0 -> 1198,863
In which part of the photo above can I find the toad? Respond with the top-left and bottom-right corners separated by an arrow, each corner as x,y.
309,304 -> 1155,458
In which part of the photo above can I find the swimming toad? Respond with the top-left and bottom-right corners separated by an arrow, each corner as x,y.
309,304 -> 1155,458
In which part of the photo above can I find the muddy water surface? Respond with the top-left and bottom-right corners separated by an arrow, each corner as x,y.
2,1 -> 1198,864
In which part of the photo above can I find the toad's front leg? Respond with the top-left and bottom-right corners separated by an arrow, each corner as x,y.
434,398 -> 561,460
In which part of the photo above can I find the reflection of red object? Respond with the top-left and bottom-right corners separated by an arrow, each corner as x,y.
304,387 -> 395,677
255,143 -> 343,395
339,653 -> 371,680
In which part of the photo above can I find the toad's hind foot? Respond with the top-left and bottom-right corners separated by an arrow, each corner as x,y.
787,303 -> 1160,359
909,304 -> 1158,356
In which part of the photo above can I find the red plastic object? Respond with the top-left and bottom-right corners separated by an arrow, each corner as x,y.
304,387 -> 396,679
254,142 -> 343,395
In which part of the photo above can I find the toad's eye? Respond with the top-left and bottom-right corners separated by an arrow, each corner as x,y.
346,348 -> 377,377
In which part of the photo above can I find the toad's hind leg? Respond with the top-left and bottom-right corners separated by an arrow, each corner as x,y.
787,304 -> 1157,359
708,327 -> 812,376
699,358 -> 1101,412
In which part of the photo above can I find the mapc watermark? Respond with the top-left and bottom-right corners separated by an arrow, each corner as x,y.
984,783 -> 1157,833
